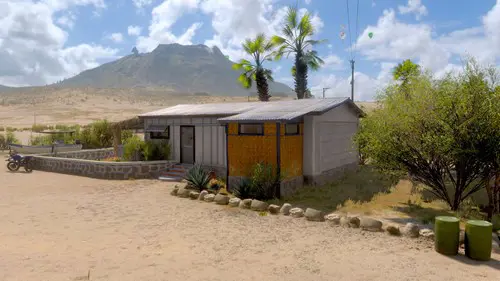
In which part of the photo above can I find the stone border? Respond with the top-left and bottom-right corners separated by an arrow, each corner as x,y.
171,184 -> 437,241
32,154 -> 174,180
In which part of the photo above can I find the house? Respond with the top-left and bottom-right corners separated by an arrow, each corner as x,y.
139,98 -> 364,197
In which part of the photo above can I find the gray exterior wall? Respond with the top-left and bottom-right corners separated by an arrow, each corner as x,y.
143,117 -> 226,169
303,103 -> 359,184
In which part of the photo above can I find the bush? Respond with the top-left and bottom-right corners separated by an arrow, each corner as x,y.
143,141 -> 171,161
0,127 -> 4,132
6,127 -> 15,132
79,120 -> 113,149
231,163 -> 280,200
123,135 -> 146,161
30,135 -> 52,145
1,132 -> 20,150
208,178 -> 226,193
185,164 -> 211,191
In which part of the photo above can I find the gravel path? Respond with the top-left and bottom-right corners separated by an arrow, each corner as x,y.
0,167 -> 498,281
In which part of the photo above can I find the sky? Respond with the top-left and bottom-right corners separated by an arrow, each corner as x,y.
1,0 -> 500,101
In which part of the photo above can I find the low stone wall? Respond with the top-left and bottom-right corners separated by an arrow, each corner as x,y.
47,147 -> 122,160
32,154 -> 173,180
304,162 -> 359,186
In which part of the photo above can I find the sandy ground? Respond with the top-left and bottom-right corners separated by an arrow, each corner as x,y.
0,159 -> 498,281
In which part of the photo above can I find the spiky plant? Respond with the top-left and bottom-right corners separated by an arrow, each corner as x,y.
184,164 -> 211,191
232,33 -> 276,102
272,6 -> 325,99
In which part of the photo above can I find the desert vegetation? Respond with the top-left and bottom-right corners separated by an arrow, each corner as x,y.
355,57 -> 500,224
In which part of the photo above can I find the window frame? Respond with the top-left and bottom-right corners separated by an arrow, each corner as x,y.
238,123 -> 264,136
149,126 -> 170,140
284,123 -> 300,135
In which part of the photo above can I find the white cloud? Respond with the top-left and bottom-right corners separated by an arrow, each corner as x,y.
135,0 -> 202,52
398,0 -> 428,20
127,25 -> 142,36
108,32 -> 124,43
305,0 -> 311,4
0,0 -> 118,86
132,0 -> 154,9
56,11 -> 76,29
323,54 -> 343,69
201,1 -> 324,61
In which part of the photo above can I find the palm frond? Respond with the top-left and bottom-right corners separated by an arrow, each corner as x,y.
263,69 -> 274,82
285,6 -> 298,29
238,73 -> 253,89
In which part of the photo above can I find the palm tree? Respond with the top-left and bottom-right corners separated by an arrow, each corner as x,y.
272,6 -> 325,99
232,33 -> 276,102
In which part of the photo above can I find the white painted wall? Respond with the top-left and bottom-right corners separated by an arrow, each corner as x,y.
303,103 -> 359,176
144,117 -> 226,167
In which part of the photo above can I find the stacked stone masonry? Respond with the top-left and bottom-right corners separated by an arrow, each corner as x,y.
32,148 -> 173,180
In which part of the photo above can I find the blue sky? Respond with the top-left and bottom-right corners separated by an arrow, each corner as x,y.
1,0 -> 500,100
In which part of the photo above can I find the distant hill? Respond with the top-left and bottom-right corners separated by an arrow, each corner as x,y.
54,44 -> 292,96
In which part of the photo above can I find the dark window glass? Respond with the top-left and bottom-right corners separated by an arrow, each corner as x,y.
285,123 -> 299,135
150,126 -> 169,139
239,124 -> 264,135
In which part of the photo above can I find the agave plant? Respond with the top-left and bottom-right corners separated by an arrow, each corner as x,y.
184,164 -> 211,191
231,178 -> 254,199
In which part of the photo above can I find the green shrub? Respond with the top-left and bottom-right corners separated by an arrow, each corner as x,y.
232,178 -> 253,199
248,162 -> 279,200
121,130 -> 133,142
79,120 -> 113,149
32,124 -> 50,132
30,135 -> 52,145
1,132 -> 20,150
143,140 -> 171,161
123,135 -> 146,161
185,164 -> 211,191
6,127 -> 15,132
0,127 -> 4,132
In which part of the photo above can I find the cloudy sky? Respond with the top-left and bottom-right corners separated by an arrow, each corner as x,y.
1,0 -> 499,101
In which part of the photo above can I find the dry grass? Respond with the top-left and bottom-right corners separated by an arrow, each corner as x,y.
275,166 -> 456,225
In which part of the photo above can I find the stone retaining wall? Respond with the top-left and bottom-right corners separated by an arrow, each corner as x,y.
46,147 -> 122,160
32,155 -> 173,180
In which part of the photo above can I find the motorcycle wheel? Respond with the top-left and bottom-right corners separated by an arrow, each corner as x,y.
24,162 -> 33,173
7,161 -> 20,171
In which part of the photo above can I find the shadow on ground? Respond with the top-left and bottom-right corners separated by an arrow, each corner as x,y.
272,165 -> 400,212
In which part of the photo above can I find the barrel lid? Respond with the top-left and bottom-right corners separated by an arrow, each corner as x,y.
435,216 -> 459,222
467,220 -> 492,227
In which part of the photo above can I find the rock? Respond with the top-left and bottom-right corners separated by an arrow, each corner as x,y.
420,229 -> 435,240
349,216 -> 360,228
204,194 -> 215,202
360,217 -> 383,232
304,208 -> 325,222
324,213 -> 341,226
290,207 -> 304,218
214,194 -> 230,205
340,216 -> 350,227
228,198 -> 241,207
170,186 -> 179,196
250,200 -> 269,211
177,188 -> 190,198
386,224 -> 401,236
280,203 -> 292,215
268,204 -> 281,214
493,240 -> 500,254
239,199 -> 252,209
189,191 -> 200,200
402,223 -> 420,238
198,190 -> 208,200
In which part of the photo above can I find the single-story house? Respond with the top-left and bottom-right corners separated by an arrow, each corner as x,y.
139,97 -> 364,197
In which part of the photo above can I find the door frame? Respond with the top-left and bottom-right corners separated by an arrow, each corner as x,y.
180,125 -> 195,164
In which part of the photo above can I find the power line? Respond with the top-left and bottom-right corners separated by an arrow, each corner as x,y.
346,0 -> 353,60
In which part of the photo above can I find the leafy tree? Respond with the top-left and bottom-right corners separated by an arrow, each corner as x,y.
392,59 -> 421,85
232,33 -> 276,101
356,58 -> 500,211
272,6 -> 325,99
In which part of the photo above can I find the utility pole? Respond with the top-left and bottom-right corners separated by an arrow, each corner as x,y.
350,59 -> 355,101
322,87 -> 330,99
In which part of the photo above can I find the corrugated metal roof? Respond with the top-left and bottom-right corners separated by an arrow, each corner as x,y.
218,98 -> 357,122
139,102 -> 262,117
139,98 -> 363,121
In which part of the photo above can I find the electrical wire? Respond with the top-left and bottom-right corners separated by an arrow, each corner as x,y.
354,0 -> 360,59
346,0 -> 353,60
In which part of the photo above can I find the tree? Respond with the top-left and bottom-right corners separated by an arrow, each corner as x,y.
393,59 -> 420,85
356,58 -> 500,211
232,33 -> 276,102
272,6 -> 325,99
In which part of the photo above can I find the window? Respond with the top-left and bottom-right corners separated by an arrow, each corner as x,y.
238,124 -> 264,135
149,126 -> 170,139
285,123 -> 299,135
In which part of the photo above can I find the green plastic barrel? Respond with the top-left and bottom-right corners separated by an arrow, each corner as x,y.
465,220 -> 493,261
434,216 -> 460,255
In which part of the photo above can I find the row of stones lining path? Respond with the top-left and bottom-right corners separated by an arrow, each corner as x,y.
171,185 -> 439,241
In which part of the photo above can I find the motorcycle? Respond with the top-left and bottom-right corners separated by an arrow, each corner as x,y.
6,153 -> 33,173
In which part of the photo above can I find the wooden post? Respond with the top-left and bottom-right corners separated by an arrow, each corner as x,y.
113,125 -> 122,157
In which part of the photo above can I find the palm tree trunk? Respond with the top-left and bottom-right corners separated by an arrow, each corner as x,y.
255,69 -> 270,102
294,53 -> 308,99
